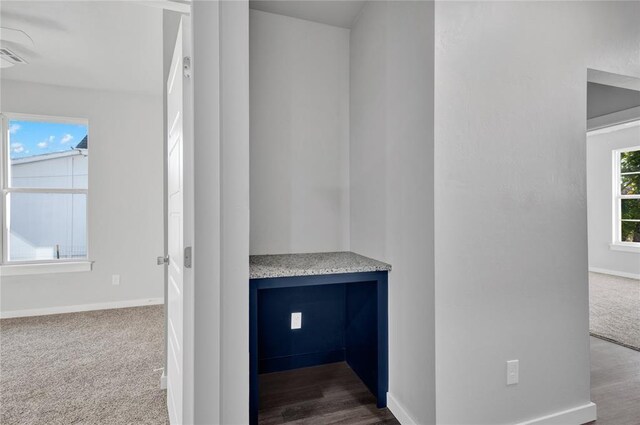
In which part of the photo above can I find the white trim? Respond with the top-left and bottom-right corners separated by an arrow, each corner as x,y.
1,114 -> 6,264
589,267 -> 640,280
611,145 -> 640,247
1,112 -> 88,126
0,297 -> 163,319
135,0 -> 191,14
160,371 -> 167,389
0,112 -> 91,264
0,260 -> 92,276
387,393 -> 417,425
609,243 -> 640,254
3,188 -> 88,195
609,143 -> 640,154
587,110 -> 640,133
515,402 -> 596,425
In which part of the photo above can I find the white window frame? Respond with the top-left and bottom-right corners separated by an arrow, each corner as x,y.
0,112 -> 92,274
612,145 -> 640,252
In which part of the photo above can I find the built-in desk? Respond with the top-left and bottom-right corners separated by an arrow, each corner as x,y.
249,252 -> 391,425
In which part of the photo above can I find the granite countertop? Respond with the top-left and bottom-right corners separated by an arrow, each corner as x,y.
249,251 -> 392,279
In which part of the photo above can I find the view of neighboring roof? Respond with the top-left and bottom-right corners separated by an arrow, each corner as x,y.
76,135 -> 88,149
11,149 -> 86,165
11,134 -> 88,165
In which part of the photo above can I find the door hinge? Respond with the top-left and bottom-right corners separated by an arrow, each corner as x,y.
184,246 -> 192,268
157,256 -> 169,266
183,56 -> 191,79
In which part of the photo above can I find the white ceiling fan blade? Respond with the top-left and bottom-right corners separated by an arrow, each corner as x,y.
0,27 -> 35,48
0,47 -> 27,65
0,56 -> 15,68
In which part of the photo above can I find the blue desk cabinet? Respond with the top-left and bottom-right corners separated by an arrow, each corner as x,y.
249,252 -> 390,425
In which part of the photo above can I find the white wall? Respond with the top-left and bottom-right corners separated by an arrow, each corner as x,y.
249,10 -> 350,255
0,80 -> 164,314
350,2 -> 436,424
587,122 -> 640,278
192,1 -> 250,423
219,1 -> 250,423
434,2 -> 640,424
192,2 -> 221,422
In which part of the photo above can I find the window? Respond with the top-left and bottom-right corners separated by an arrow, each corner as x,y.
614,146 -> 640,246
1,114 -> 89,264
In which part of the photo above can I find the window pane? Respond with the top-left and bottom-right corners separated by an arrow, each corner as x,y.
621,199 -> 640,220
7,119 -> 88,189
621,221 -> 640,243
621,174 -> 640,195
7,193 -> 87,261
620,149 -> 640,173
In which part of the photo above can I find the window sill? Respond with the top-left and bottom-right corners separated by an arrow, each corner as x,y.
609,243 -> 640,253
0,261 -> 93,277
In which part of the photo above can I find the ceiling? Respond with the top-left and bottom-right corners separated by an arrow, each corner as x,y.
587,82 -> 640,120
0,1 -> 163,94
249,0 -> 366,29
588,69 -> 640,92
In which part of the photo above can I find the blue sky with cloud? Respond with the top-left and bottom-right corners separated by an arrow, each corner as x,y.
8,120 -> 88,159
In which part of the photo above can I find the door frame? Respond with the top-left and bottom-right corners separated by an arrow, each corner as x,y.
150,2 -> 251,423
178,11 -> 195,425
145,1 -> 194,423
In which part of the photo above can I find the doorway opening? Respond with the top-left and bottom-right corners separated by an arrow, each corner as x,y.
585,68 -> 640,423
0,2 -> 192,424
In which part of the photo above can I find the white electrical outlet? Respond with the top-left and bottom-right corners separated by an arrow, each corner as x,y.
291,312 -> 302,330
507,360 -> 519,385
112,274 -> 120,286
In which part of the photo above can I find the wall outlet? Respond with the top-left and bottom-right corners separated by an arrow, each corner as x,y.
507,360 -> 519,385
291,312 -> 302,330
112,274 -> 120,286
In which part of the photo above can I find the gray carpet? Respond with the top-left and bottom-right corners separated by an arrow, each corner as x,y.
590,272 -> 640,351
0,305 -> 169,425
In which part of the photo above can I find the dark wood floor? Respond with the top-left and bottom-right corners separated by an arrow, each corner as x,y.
259,338 -> 639,425
259,362 -> 399,425
589,336 -> 640,425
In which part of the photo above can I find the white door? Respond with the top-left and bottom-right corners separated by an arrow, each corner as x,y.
166,17 -> 193,425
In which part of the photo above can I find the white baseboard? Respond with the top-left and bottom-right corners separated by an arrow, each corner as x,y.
0,297 -> 164,319
589,267 -> 640,280
387,392 -> 417,425
515,402 -> 597,425
160,371 -> 167,390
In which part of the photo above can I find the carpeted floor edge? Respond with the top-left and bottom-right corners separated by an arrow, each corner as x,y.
590,332 -> 640,352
